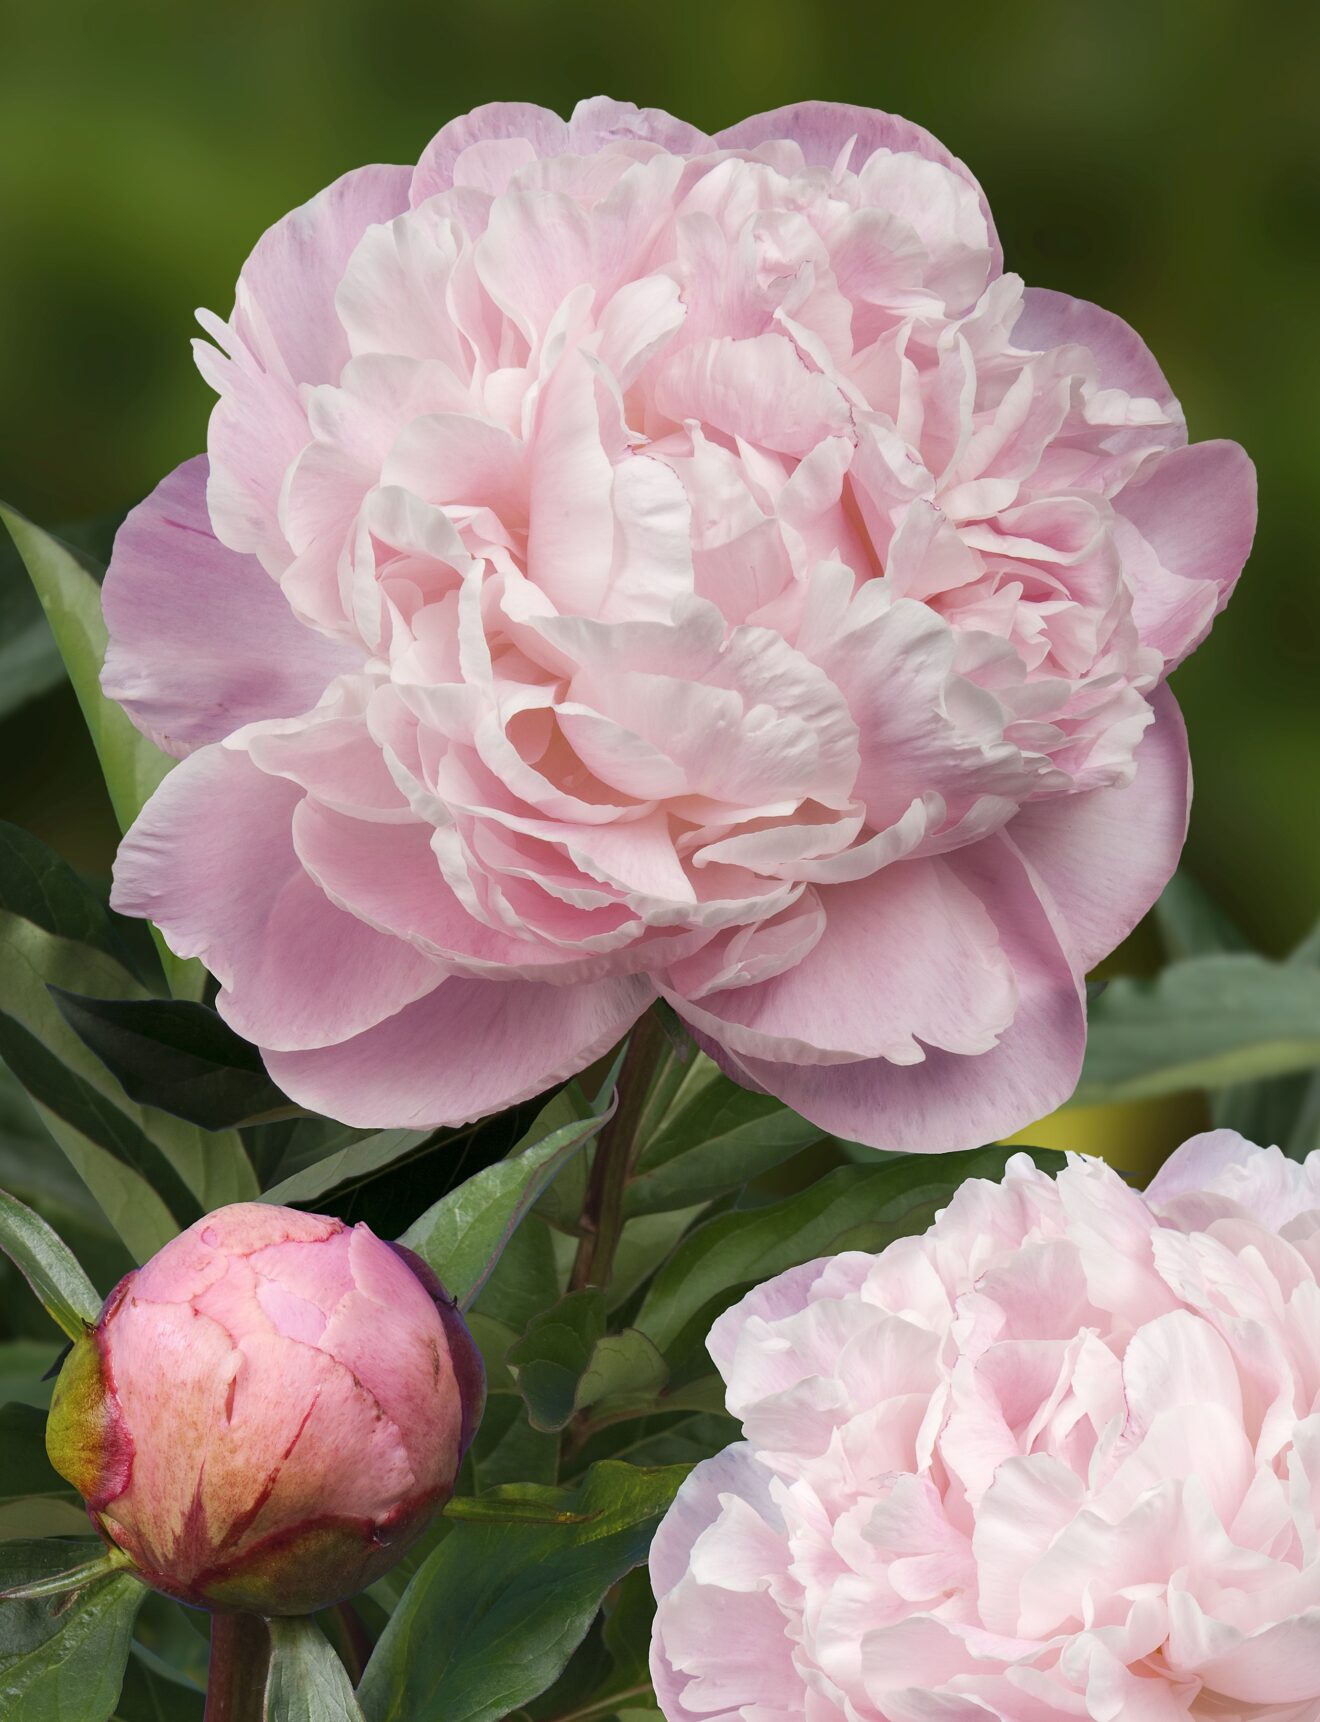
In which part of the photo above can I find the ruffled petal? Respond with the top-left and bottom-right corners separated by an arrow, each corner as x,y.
685,833 -> 1084,1152
1114,440 -> 1258,669
110,746 -> 441,1050
715,100 -> 1001,271
1007,683 -> 1189,974
101,457 -> 358,757
262,971 -> 653,1128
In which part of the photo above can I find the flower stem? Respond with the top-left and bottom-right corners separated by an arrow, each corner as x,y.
569,1008 -> 667,1293
204,1613 -> 270,1722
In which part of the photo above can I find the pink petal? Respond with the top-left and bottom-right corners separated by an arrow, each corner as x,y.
569,97 -> 709,155
653,332 -> 851,457
664,855 -> 1019,1066
411,103 -> 572,205
1007,684 -> 1188,974
715,100 -> 1001,269
1012,286 -> 1182,420
291,798 -> 595,978
229,163 -> 412,386
262,971 -> 653,1128
686,834 -> 1084,1152
111,746 -> 441,1050
1114,441 -> 1258,669
101,457 -> 357,758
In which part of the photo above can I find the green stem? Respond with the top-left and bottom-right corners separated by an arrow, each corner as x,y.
569,1009 -> 668,1293
0,1544 -> 132,1600
547,1681 -> 655,1722
204,1613 -> 270,1722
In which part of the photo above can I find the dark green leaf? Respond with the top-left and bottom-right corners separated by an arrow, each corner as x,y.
627,1055 -> 822,1216
600,1567 -> 656,1689
50,992 -> 290,1131
265,1617 -> 364,1722
470,1210 -> 563,1335
508,1292 -> 607,1432
0,529 -> 64,719
261,1129 -> 436,1207
314,1099 -> 546,1238
0,504 -> 203,1002
357,1462 -> 689,1722
0,1403 -> 84,1539
0,1538 -> 144,1721
0,823 -> 132,972
0,1063 -> 134,1315
0,1338 -> 65,1410
112,1647 -> 205,1721
0,910 -> 255,1255
400,1110 -> 611,1310
0,1186 -> 102,1340
635,1146 -> 1062,1357
0,1014 -> 203,1230
0,1403 -> 77,1506
467,1392 -> 561,1492
1076,954 -> 1320,1103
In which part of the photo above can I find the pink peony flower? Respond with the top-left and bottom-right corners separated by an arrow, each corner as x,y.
45,1203 -> 483,1614
103,98 -> 1255,1148
649,1131 -> 1320,1721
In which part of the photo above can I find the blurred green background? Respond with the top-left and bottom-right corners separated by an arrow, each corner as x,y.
2,0 -> 1315,1171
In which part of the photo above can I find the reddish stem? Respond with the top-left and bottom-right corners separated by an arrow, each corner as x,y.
204,1612 -> 270,1722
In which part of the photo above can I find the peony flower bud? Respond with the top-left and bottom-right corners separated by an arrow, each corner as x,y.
45,1203 -> 483,1615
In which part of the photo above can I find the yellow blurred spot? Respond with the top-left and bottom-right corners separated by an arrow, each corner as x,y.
1003,1093 -> 1210,1186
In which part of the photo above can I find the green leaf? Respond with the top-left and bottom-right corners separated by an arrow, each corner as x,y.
466,1393 -> 560,1492
0,1338 -> 65,1410
606,1206 -> 711,1314
291,1100 -> 547,1237
574,1329 -> 669,1417
112,1648 -> 205,1721
261,1128 -> 436,1207
0,1539 -> 144,1721
508,1291 -> 607,1432
0,822 -> 136,974
0,528 -> 65,720
1211,913 -> 1320,1161
635,1146 -> 1061,1357
1075,954 -> 1320,1104
0,1403 -> 84,1541
0,1187 -> 102,1339
0,504 -> 203,1002
0,1013 -> 203,1231
265,1617 -> 365,1722
1153,870 -> 1251,961
49,991 -> 290,1131
400,1110 -> 611,1309
0,911 -> 255,1254
470,1209 -> 563,1335
0,1404 -> 78,1507
357,1462 -> 689,1722
0,1064 -> 134,1312
627,1054 -> 822,1216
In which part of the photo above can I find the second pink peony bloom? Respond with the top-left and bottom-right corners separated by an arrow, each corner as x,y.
103,98 -> 1255,1149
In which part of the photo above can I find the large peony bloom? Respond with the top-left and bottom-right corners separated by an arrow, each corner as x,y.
104,98 -> 1255,1148
649,1132 -> 1320,1721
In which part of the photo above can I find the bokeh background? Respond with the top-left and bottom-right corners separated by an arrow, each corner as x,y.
2,0 -> 1315,1173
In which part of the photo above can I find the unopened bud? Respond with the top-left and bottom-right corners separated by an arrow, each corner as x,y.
46,1203 -> 483,1614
